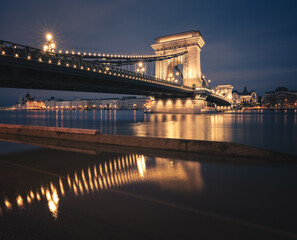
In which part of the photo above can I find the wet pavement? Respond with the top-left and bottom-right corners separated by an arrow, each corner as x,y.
0,141 -> 297,239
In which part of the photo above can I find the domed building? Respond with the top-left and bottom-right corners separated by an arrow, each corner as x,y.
263,87 -> 297,109
17,92 -> 45,110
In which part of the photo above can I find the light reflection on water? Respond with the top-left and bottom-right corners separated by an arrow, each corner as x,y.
0,153 -> 203,220
0,109 -> 296,155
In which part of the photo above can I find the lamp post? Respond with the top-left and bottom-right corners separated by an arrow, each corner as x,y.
43,33 -> 56,52
136,62 -> 145,74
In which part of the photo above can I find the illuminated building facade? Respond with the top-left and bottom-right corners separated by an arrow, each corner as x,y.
263,87 -> 297,109
232,87 -> 258,107
44,97 -> 147,110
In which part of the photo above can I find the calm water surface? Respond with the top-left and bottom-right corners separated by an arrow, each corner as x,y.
0,141 -> 296,239
0,109 -> 296,155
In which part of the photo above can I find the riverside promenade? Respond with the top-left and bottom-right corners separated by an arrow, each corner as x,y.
0,124 -> 295,162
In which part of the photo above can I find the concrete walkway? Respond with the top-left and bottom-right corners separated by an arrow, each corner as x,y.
0,123 -> 295,162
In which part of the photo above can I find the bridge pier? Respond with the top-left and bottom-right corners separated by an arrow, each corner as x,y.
150,97 -> 207,113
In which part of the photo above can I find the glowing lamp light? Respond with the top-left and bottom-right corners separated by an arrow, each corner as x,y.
46,33 -> 53,41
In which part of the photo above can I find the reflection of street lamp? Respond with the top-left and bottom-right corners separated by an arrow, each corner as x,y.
43,33 -> 56,52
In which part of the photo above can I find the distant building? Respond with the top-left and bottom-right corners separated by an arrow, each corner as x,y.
263,87 -> 297,108
16,92 -> 45,110
43,96 -> 148,110
232,87 -> 258,107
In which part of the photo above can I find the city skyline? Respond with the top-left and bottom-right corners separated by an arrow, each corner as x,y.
0,0 -> 296,105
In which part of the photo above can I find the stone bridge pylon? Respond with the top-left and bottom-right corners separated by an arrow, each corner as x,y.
151,30 -> 205,88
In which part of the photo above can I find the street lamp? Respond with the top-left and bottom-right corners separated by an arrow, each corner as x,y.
44,33 -> 56,52
136,62 -> 145,74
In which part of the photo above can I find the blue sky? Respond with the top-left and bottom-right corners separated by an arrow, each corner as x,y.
0,0 -> 296,105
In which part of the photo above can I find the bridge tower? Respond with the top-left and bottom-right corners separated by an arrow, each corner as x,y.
151,30 -> 205,88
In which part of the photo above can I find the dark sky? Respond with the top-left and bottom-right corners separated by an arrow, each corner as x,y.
0,0 -> 296,105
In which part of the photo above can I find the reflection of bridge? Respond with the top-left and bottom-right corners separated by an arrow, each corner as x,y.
0,30 -> 232,112
0,153 -> 203,220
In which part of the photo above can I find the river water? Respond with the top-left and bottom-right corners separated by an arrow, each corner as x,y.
0,110 -> 297,239
0,109 -> 296,155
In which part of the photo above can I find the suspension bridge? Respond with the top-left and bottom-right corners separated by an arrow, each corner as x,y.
0,30 -> 232,113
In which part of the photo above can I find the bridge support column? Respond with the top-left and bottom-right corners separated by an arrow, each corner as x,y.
150,97 -> 206,114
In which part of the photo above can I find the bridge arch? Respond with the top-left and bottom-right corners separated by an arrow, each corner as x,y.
166,59 -> 184,84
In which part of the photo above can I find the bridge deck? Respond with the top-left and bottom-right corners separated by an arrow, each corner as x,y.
0,40 -> 231,105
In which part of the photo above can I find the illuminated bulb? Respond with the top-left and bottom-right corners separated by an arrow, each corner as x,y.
46,33 -> 53,41
39,58 -> 42,62
139,62 -> 143,67
73,65 -> 77,68
66,63 -> 69,67
50,43 -> 55,49
88,53 -> 91,56
1,51 -> 5,55
15,54 -> 19,58
27,56 -> 31,60
81,66 -> 84,69
58,61 -> 61,65
87,68 -> 90,71
65,51 -> 69,54
48,60 -> 52,64
59,50 -> 62,53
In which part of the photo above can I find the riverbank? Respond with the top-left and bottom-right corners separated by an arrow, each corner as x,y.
0,123 -> 295,162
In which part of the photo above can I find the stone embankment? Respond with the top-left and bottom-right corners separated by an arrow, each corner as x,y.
0,124 -> 295,161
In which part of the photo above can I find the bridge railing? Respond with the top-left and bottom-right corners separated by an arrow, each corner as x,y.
0,40 -> 193,91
